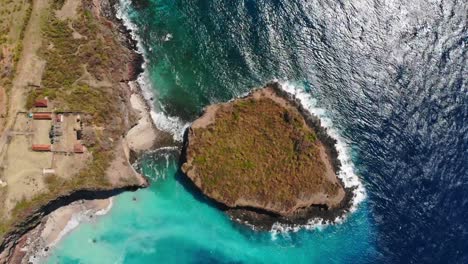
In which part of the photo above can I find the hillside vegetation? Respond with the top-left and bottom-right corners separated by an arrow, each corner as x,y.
0,0 -> 140,239
184,89 -> 343,213
0,0 -> 33,128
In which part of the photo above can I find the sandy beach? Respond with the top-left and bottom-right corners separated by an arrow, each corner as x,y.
125,83 -> 158,153
8,198 -> 112,264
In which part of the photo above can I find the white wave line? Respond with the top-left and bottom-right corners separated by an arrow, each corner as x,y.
117,0 -> 188,142
268,80 -> 366,234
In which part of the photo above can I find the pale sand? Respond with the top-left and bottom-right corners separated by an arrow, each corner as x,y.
125,93 -> 157,153
16,198 -> 112,264
0,0 -> 157,261
106,139 -> 147,186
42,199 -> 111,246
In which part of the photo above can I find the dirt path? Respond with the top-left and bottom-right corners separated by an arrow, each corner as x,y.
0,0 -> 50,216
8,0 -> 48,119
0,0 -> 49,160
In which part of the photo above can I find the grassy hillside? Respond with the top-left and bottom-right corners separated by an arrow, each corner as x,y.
0,0 -> 139,240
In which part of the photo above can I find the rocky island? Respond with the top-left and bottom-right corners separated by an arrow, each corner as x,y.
181,83 -> 352,229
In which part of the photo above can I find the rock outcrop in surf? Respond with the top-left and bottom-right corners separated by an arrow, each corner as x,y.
181,82 -> 353,229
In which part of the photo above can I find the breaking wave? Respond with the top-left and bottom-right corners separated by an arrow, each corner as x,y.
117,0 -> 365,231
267,81 -> 366,233
117,0 -> 188,142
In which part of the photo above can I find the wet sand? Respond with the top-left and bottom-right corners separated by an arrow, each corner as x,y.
11,198 -> 112,264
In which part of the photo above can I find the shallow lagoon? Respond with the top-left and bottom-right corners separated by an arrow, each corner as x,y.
47,149 -> 376,263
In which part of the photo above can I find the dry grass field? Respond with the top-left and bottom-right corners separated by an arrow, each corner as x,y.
0,0 -> 33,131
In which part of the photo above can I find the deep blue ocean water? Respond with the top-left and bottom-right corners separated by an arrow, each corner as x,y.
47,0 -> 467,263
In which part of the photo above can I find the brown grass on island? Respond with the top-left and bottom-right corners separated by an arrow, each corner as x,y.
182,86 -> 346,217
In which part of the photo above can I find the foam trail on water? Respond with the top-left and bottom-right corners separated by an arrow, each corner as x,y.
138,71 -> 188,142
118,0 -> 364,233
269,81 -> 366,234
28,213 -> 85,264
117,0 -> 188,142
138,147 -> 180,181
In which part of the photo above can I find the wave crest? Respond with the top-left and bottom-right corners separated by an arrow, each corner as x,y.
268,81 -> 366,233
117,0 -> 189,142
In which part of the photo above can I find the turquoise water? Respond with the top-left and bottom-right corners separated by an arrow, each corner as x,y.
47,1 -> 376,263
48,0 -> 468,262
47,150 -> 376,263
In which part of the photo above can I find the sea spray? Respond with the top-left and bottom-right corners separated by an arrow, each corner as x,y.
28,199 -> 115,264
47,199 -> 115,248
116,0 -> 188,142
117,0 -> 364,233
136,147 -> 180,181
266,81 -> 367,233
279,81 -> 366,207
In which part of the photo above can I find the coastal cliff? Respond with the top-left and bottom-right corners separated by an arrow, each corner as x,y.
181,83 -> 353,229
0,0 -> 164,262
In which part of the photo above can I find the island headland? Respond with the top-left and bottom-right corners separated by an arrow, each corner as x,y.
181,82 -> 354,229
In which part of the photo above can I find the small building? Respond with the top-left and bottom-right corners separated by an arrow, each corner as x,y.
32,144 -> 52,152
34,99 -> 48,108
55,114 -> 63,122
42,168 -> 56,176
73,143 -> 85,153
33,113 -> 52,120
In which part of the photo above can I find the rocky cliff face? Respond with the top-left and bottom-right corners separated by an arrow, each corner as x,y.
181,83 -> 353,229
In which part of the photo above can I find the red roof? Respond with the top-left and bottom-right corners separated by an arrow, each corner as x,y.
32,144 -> 51,151
73,144 -> 85,153
34,99 -> 48,107
33,113 -> 52,120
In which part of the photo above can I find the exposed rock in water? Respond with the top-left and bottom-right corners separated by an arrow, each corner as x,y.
181,82 -> 353,229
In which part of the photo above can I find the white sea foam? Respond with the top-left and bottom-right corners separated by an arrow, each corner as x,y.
95,197 -> 114,216
29,210 -> 90,264
116,0 -> 146,59
163,33 -> 173,42
117,0 -> 365,233
151,111 -> 189,142
267,81 -> 366,234
117,0 -> 189,142
48,212 -> 85,248
28,199 -> 115,264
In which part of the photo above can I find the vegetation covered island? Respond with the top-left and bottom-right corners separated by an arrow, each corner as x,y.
182,83 -> 352,228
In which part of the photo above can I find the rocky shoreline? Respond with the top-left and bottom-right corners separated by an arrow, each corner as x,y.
0,184 -> 144,262
181,82 -> 354,230
0,0 -> 160,262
